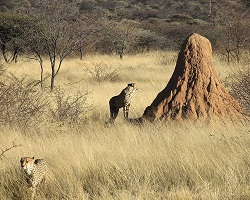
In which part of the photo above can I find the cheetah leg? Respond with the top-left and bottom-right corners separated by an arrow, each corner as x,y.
110,107 -> 119,123
30,186 -> 36,200
123,104 -> 130,119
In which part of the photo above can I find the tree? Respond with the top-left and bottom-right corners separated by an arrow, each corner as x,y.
241,0 -> 250,7
0,0 -> 31,12
26,0 -> 88,91
217,6 -> 250,64
0,12 -> 32,63
23,22 -> 46,88
76,14 -> 102,60
96,19 -> 138,58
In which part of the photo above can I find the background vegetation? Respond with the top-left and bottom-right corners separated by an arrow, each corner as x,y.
1,0 -> 250,56
0,0 -> 249,199
0,0 -> 249,91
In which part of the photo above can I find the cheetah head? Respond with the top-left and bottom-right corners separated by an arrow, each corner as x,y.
20,157 -> 35,170
127,83 -> 138,92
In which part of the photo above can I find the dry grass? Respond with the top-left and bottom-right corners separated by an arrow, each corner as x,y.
0,51 -> 249,200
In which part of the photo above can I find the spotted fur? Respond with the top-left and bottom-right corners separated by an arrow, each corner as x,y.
20,157 -> 47,199
109,83 -> 138,123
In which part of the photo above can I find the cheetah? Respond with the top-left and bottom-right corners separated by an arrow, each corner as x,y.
109,83 -> 138,123
20,157 -> 47,200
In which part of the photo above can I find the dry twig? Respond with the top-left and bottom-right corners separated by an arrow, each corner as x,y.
0,139 -> 22,160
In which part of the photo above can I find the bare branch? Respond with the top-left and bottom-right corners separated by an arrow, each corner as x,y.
0,139 -> 22,160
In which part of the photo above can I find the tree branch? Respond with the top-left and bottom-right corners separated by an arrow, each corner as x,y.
0,139 -> 22,160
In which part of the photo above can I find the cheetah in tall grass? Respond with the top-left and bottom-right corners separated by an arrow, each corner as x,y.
20,157 -> 47,200
109,83 -> 138,123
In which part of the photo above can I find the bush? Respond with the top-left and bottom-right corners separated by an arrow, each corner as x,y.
0,74 -> 48,131
50,88 -> 91,123
83,62 -> 120,83
0,72 -> 91,131
228,65 -> 250,115
156,52 -> 177,65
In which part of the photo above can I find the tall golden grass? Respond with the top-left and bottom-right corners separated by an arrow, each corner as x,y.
0,51 -> 249,199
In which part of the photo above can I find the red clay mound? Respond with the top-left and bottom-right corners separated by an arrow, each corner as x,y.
142,33 -> 242,122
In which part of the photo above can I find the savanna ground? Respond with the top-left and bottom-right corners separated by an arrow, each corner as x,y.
0,51 -> 249,199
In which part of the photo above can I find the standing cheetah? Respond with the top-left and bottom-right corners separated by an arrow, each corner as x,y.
20,157 -> 47,200
109,83 -> 138,123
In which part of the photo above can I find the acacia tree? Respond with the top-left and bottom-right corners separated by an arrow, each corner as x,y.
218,7 -> 250,64
97,20 -> 139,58
77,14 -> 102,60
26,0 -> 88,91
0,12 -> 32,63
24,24 -> 46,88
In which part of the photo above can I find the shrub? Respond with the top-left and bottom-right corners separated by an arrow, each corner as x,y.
228,65 -> 250,115
50,88 -> 91,123
0,72 -> 91,131
83,62 -> 120,83
0,74 -> 48,131
156,52 -> 177,65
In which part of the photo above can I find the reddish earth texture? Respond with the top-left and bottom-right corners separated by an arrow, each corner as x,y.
141,33 -> 242,122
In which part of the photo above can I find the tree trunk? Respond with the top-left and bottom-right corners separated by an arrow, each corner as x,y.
1,43 -> 9,63
226,49 -> 230,64
40,60 -> 43,89
80,43 -> 83,60
116,46 -> 124,60
50,65 -> 55,91
1,43 -> 19,63
236,45 -> 240,64
12,46 -> 19,63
